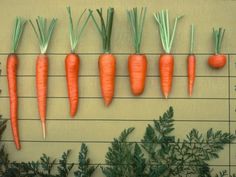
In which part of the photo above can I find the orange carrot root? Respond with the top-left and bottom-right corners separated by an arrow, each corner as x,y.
36,54 -> 48,139
159,54 -> 174,98
187,54 -> 196,96
99,54 -> 116,106
65,53 -> 79,117
7,54 -> 21,150
128,54 -> 147,95
208,54 -> 226,69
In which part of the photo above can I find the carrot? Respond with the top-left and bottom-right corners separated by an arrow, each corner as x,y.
7,17 -> 26,150
208,28 -> 226,69
127,7 -> 147,96
66,7 -> 91,117
29,17 -> 57,139
90,8 -> 115,106
187,25 -> 196,96
154,10 -> 183,98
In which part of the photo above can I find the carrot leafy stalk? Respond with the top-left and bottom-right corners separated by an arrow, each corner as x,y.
67,6 -> 92,53
127,7 -> 147,96
154,10 -> 183,98
208,27 -> 226,69
213,28 -> 225,55
90,8 -> 116,106
154,10 -> 183,53
7,17 -> 26,150
65,7 -> 91,117
127,7 -> 147,54
29,17 -> 57,54
90,8 -> 114,53
11,17 -> 26,53
29,17 -> 57,139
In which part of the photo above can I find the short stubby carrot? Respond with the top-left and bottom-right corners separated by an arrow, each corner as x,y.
36,54 -> 48,139
99,54 -> 116,106
128,54 -> 147,95
7,54 -> 20,150
65,53 -> 79,117
159,54 -> 174,98
187,54 -> 196,96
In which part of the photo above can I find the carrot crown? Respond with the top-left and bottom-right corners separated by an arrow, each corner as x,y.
127,7 -> 147,54
11,17 -> 26,53
154,10 -> 183,54
67,7 -> 92,53
189,24 -> 195,54
90,8 -> 114,53
213,28 -> 225,54
29,17 -> 57,54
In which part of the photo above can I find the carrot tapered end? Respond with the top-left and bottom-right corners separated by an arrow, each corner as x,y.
164,93 -> 168,99
16,143 -> 21,150
42,122 -> 46,140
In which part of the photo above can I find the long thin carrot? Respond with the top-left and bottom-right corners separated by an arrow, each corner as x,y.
90,8 -> 115,106
154,10 -> 183,98
7,17 -> 26,150
187,25 -> 196,96
127,7 -> 147,96
66,7 -> 91,117
29,17 -> 57,139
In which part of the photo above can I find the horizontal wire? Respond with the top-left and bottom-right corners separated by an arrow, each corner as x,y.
1,117 -> 234,122
1,140 -> 236,144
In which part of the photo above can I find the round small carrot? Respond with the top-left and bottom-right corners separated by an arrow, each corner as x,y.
154,10 -> 183,98
66,7 -> 91,117
187,25 -> 196,96
90,8 -> 115,106
127,7 -> 147,96
29,17 -> 57,139
7,17 -> 26,150
208,28 -> 226,69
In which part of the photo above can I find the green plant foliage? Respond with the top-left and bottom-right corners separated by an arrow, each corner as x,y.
0,108 -> 236,177
74,143 -> 96,177
102,127 -> 134,177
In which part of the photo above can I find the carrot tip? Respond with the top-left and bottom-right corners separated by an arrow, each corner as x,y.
42,122 -> 46,140
164,94 -> 168,99
16,144 -> 21,150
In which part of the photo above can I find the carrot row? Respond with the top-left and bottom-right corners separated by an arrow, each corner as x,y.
6,8 -> 227,150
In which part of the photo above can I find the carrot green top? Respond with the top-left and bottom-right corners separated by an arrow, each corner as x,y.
127,7 -> 147,54
11,17 -> 26,53
29,17 -> 57,54
154,10 -> 183,54
189,24 -> 195,54
213,28 -> 225,54
67,7 -> 92,53
90,7 -> 114,54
